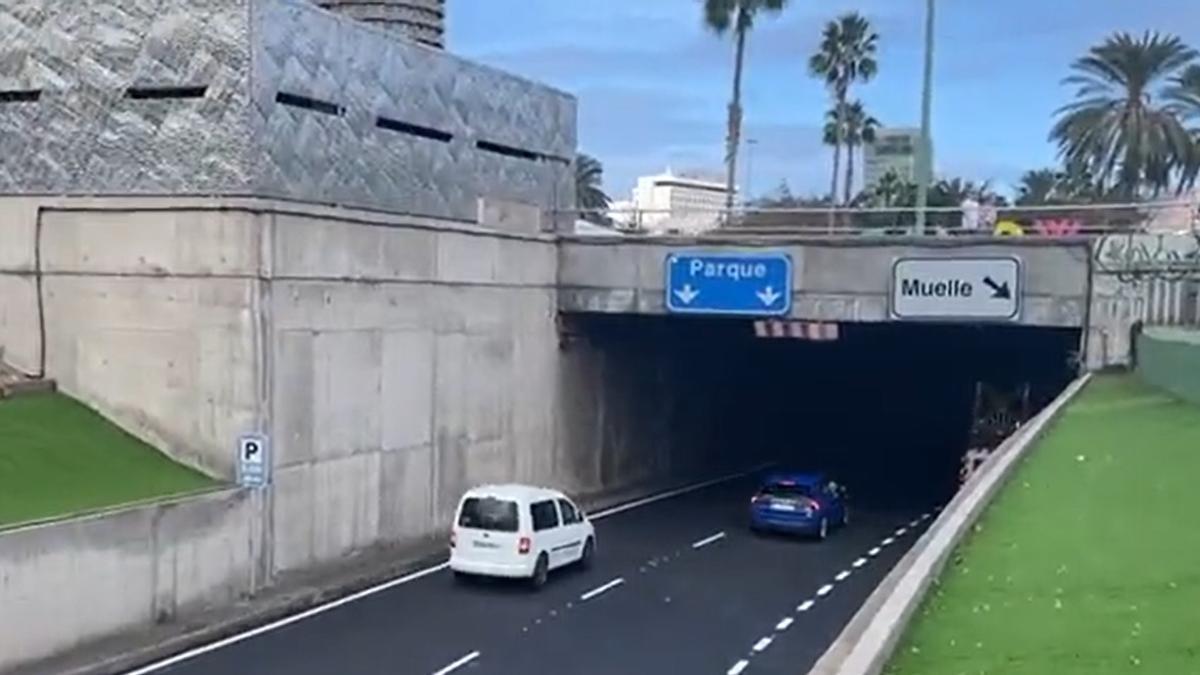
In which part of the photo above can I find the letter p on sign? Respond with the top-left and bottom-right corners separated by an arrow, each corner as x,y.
238,433 -> 270,488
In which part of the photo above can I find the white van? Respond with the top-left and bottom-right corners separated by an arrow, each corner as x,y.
449,484 -> 596,588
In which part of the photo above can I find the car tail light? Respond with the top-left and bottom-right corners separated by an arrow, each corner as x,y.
809,499 -> 822,511
449,531 -> 456,548
518,536 -> 532,554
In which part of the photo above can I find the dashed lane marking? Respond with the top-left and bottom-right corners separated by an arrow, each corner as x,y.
816,584 -> 834,597
882,537 -> 895,546
580,577 -> 625,602
728,660 -> 750,675
798,599 -> 815,612
852,557 -> 867,568
431,651 -> 480,675
691,531 -> 727,549
835,570 -> 851,582
753,637 -> 774,652
776,617 -> 794,631
868,547 -> 881,557
896,527 -> 908,536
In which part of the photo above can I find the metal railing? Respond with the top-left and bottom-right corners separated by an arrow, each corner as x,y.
563,198 -> 1200,239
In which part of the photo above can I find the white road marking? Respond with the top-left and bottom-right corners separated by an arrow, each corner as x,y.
817,584 -> 834,597
580,577 -> 625,601
728,660 -> 750,675
868,547 -> 881,557
123,561 -> 450,674
882,537 -> 895,546
691,531 -> 727,549
124,467 -> 771,674
922,512 -> 931,520
431,651 -> 481,675
776,617 -> 794,631
852,557 -> 867,568
896,527 -> 908,536
909,519 -> 920,527
798,599 -> 815,612
835,570 -> 851,582
753,637 -> 774,652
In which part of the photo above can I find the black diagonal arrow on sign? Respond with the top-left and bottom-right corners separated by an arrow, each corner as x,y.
982,276 -> 1011,300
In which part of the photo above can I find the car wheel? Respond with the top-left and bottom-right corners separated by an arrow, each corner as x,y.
529,553 -> 549,590
580,537 -> 595,569
816,518 -> 829,541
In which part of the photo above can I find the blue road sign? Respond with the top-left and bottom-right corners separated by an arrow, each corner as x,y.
237,433 -> 270,489
665,251 -> 793,316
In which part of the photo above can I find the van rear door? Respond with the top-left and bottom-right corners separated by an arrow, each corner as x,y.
456,495 -> 522,563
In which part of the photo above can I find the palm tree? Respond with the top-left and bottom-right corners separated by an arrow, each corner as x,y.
704,0 -> 790,216
840,101 -> 879,204
575,153 -> 610,221
1168,64 -> 1200,189
809,12 -> 879,205
1051,32 -> 1197,198
1016,168 -> 1062,206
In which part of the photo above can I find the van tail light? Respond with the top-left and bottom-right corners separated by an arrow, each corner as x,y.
518,536 -> 532,555
449,531 -> 456,548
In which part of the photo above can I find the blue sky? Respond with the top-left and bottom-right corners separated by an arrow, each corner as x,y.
449,1 -> 1200,200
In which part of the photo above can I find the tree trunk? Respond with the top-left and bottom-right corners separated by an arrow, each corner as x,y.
724,24 -> 748,222
844,140 -> 856,205
827,92 -> 846,232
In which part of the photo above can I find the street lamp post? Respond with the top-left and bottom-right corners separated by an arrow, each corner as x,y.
744,138 -> 758,206
914,0 -> 935,235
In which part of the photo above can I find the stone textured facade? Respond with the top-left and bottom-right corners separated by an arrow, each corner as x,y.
0,0 -> 575,222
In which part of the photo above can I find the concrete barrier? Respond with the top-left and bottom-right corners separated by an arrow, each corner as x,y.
0,489 -> 264,673
1137,327 -> 1200,405
808,373 -> 1092,675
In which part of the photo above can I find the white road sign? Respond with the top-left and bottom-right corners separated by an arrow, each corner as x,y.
237,433 -> 270,489
890,257 -> 1022,320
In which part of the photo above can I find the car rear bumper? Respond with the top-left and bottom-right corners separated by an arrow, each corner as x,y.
449,555 -> 535,578
751,511 -> 823,533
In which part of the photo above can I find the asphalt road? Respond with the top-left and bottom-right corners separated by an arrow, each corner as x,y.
134,472 -> 936,675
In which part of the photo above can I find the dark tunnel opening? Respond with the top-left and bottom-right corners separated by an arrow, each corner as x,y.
565,314 -> 1081,511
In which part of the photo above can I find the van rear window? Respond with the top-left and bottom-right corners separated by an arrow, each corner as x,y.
458,497 -> 519,532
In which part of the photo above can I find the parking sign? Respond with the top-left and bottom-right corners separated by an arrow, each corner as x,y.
237,433 -> 270,488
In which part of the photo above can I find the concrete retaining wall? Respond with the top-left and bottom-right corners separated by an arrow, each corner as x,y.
1137,327 -> 1200,405
0,489 -> 263,672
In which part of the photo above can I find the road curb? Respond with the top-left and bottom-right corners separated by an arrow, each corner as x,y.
808,373 -> 1092,675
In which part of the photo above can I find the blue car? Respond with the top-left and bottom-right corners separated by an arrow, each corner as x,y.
749,472 -> 849,540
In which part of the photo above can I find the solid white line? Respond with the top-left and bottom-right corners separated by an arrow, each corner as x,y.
753,637 -> 774,652
776,617 -> 794,631
590,462 -> 774,519
580,577 -> 625,601
728,659 -> 750,675
691,531 -> 727,549
835,570 -> 851,582
868,547 -> 881,557
852,557 -> 867,568
816,584 -> 834,597
431,651 -> 481,675
798,599 -> 815,612
125,466 -> 772,674
122,561 -> 451,675
882,537 -> 895,546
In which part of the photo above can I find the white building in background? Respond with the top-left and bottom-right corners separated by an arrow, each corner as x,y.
864,128 -> 922,188
610,169 -> 733,234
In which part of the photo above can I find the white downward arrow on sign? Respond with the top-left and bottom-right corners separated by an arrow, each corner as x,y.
674,284 -> 700,305
756,286 -> 782,306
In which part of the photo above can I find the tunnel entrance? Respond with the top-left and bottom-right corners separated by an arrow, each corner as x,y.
560,314 -> 1081,510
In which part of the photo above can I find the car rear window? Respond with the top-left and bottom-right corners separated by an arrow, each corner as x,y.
759,483 -> 815,499
458,497 -> 519,532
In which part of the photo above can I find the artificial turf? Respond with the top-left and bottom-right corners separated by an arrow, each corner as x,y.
886,374 -> 1200,675
0,392 -> 217,529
